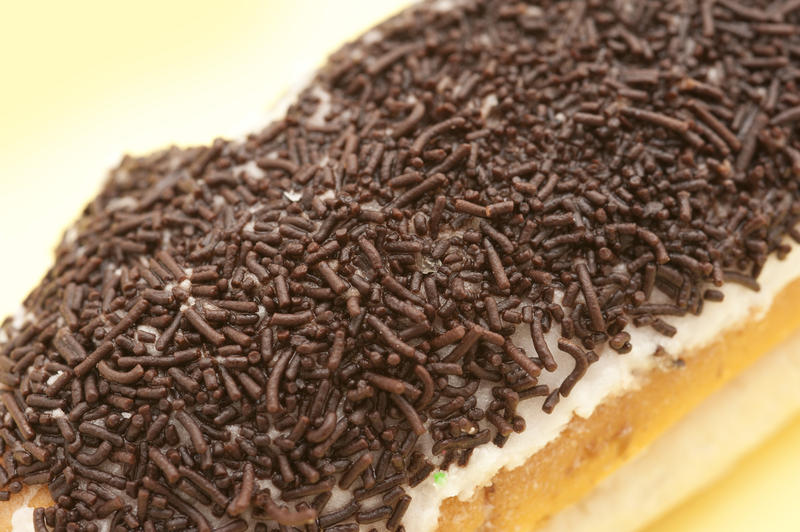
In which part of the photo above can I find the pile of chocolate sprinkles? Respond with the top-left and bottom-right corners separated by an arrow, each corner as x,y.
3,0 -> 800,530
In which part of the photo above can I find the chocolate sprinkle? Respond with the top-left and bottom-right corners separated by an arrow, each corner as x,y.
3,0 -> 800,530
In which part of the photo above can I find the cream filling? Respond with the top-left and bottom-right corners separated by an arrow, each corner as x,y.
405,246 -> 800,532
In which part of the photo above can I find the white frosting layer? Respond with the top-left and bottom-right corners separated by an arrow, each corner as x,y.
404,246 -> 800,532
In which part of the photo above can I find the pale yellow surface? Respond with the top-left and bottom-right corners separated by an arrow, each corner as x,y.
0,2 -> 798,531
647,416 -> 800,532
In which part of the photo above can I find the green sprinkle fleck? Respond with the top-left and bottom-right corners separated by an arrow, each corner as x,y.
433,471 -> 447,486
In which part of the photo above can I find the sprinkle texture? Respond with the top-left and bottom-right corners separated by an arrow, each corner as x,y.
2,0 -> 800,530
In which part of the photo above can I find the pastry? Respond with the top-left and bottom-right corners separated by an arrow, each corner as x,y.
2,1 -> 800,531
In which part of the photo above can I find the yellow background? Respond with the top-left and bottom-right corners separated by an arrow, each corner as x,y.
0,1 -> 798,530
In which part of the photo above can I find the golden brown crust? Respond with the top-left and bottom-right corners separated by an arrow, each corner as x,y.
435,276 -> 800,531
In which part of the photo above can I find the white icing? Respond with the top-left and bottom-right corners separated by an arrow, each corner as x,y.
10,487 -> 36,532
362,29 -> 384,45
137,324 -> 159,337
306,86 -> 332,127
284,190 -> 303,202
235,160 -> 266,180
213,194 -> 227,208
404,247 -> 800,532
11,505 -> 34,532
707,64 -> 723,85
105,196 -> 137,212
525,5 -> 544,17
63,227 -> 79,245
11,307 -> 31,330
431,0 -> 465,11
480,94 -> 498,119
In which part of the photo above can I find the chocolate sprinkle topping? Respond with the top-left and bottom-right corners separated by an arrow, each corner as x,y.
3,0 -> 800,530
